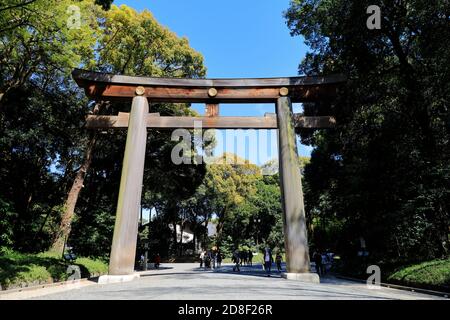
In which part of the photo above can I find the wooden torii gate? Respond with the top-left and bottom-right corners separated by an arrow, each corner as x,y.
72,69 -> 345,283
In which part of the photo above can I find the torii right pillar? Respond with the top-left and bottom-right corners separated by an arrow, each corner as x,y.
276,95 -> 320,283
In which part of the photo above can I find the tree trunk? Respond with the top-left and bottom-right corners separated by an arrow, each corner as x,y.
50,133 -> 97,254
193,231 -> 197,253
215,207 -> 227,248
203,215 -> 209,250
179,221 -> 184,256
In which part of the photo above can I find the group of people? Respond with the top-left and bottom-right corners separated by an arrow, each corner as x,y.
231,249 -> 254,266
313,250 -> 334,276
199,249 -> 223,269
261,247 -> 283,276
232,247 -> 283,277
146,248 -> 332,276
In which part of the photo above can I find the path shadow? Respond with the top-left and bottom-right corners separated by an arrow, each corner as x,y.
138,266 -> 174,276
193,263 -> 286,279
190,263 -> 345,285
142,266 -> 173,271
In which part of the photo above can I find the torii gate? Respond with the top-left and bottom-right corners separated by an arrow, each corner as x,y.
72,69 -> 345,283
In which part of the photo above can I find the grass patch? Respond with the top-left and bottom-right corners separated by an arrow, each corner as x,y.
0,249 -> 108,290
387,258 -> 450,291
74,257 -> 108,277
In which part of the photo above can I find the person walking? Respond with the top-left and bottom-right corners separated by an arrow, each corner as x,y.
154,253 -> 161,269
321,252 -> 328,275
199,250 -> 205,268
325,250 -> 334,273
263,247 -> 273,277
275,253 -> 283,272
212,250 -> 217,269
248,250 -> 253,266
205,250 -> 212,269
140,254 -> 145,270
232,249 -> 240,272
242,250 -> 248,266
313,251 -> 322,276
216,250 -> 222,268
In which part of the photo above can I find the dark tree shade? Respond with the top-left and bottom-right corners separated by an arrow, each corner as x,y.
285,0 -> 450,267
95,0 -> 113,10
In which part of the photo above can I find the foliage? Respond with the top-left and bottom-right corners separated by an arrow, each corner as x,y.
148,154 -> 288,258
285,0 -> 450,269
0,249 -> 107,290
70,209 -> 116,258
0,1 -> 100,252
76,3 -> 208,257
91,4 -> 205,77
0,0 -> 100,96
0,198 -> 17,248
387,258 -> 450,291
0,1 -> 207,259
73,256 -> 108,276
95,0 -> 113,10
202,154 -> 261,245
206,157 -> 284,254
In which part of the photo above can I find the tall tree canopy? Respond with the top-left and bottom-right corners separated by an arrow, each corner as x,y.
0,0 -> 101,251
0,1 -> 207,257
285,0 -> 450,266
54,3 -> 206,254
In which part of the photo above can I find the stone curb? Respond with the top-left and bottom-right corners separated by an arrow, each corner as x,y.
0,276 -> 103,295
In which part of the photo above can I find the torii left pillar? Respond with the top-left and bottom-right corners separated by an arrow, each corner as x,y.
277,94 -> 320,283
98,87 -> 148,284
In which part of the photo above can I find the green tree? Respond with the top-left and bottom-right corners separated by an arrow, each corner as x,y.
66,4 -> 207,256
0,0 -> 102,252
200,154 -> 261,247
0,1 -> 207,257
285,0 -> 450,266
0,0 -> 100,105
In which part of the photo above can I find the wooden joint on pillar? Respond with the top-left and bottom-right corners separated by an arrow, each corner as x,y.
205,104 -> 219,117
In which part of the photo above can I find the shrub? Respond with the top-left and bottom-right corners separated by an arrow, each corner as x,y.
387,258 -> 450,291
0,250 -> 108,290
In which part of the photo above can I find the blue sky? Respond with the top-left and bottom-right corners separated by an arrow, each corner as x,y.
115,0 -> 313,160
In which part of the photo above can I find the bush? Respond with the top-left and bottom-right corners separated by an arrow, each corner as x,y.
74,257 -> 108,277
0,250 -> 108,290
387,258 -> 450,291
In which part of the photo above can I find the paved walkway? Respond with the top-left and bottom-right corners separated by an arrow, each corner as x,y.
1,263 -> 445,300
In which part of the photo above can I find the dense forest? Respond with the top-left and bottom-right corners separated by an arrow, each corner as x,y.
0,1 -> 288,261
0,0 -> 207,255
285,0 -> 449,270
0,0 -> 449,278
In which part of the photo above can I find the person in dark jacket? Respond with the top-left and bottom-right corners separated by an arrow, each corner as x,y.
275,253 -> 283,272
232,249 -> 240,272
313,251 -> 322,276
216,250 -> 222,268
239,250 -> 245,266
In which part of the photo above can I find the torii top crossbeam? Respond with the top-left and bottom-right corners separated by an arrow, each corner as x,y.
72,69 -> 346,103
